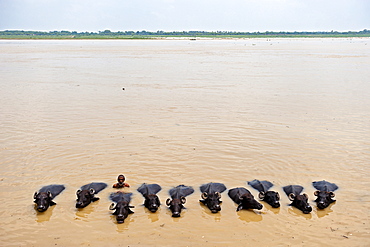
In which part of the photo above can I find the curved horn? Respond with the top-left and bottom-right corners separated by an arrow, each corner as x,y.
329,192 -> 335,198
258,191 -> 265,200
47,191 -> 53,198
314,191 -> 319,196
166,198 -> 171,206
89,188 -> 95,195
303,193 -> 308,199
109,203 -> 116,210
34,192 -> 38,199
276,192 -> 280,200
201,192 -> 208,200
76,189 -> 81,196
181,196 -> 186,204
215,192 -> 221,199
288,193 -> 295,201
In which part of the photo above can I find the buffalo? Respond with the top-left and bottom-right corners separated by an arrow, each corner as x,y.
313,180 -> 338,209
199,182 -> 227,213
283,185 -> 312,214
137,183 -> 162,212
228,187 -> 263,211
76,182 -> 107,208
248,179 -> 280,208
34,184 -> 65,212
109,192 -> 134,224
166,185 -> 194,217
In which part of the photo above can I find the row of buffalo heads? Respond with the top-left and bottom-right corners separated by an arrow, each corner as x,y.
33,180 -> 338,224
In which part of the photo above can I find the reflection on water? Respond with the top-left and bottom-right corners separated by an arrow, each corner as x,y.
111,215 -> 134,232
75,200 -> 100,219
262,202 -> 281,214
199,203 -> 222,222
237,210 -> 263,223
316,202 -> 335,218
143,207 -> 160,222
35,205 -> 55,223
287,207 -> 313,220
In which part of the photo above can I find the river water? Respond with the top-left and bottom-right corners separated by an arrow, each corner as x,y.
0,38 -> 369,246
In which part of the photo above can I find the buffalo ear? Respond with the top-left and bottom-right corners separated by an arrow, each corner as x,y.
314,191 -> 319,196
181,196 -> 186,204
76,190 -> 81,196
288,193 -> 295,201
258,191 -> 265,200
329,192 -> 335,198
201,192 -> 208,200
109,203 -> 116,210
166,198 -> 171,206
34,192 -> 38,199
89,188 -> 95,195
215,192 -> 221,199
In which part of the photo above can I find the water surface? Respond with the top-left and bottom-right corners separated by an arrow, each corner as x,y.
0,38 -> 369,246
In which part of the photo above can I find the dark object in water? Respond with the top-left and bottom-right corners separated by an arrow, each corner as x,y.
76,182 -> 107,208
199,182 -> 227,213
283,185 -> 312,214
228,187 -> 263,211
137,183 -> 162,212
313,180 -> 338,209
248,179 -> 280,208
109,192 -> 134,224
166,185 -> 194,217
34,184 -> 65,212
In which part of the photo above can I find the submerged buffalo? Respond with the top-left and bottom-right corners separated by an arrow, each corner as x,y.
228,187 -> 263,211
199,182 -> 227,213
137,183 -> 162,212
166,185 -> 194,217
283,185 -> 312,214
248,179 -> 280,208
76,182 -> 107,208
34,184 -> 65,212
109,192 -> 134,224
312,180 -> 338,209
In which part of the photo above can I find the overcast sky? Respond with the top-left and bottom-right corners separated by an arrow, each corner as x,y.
0,0 -> 369,32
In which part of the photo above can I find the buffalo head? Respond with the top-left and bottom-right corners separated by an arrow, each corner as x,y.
166,197 -> 186,217
258,191 -> 280,208
201,192 -> 222,213
288,193 -> 312,214
314,190 -> 335,209
109,201 -> 134,224
76,188 -> 96,208
34,191 -> 55,212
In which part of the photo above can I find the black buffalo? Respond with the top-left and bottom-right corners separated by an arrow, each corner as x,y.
76,182 -> 107,208
283,185 -> 312,214
166,185 -> 194,217
137,183 -> 162,212
199,182 -> 227,213
248,179 -> 280,208
312,180 -> 338,209
228,187 -> 263,211
34,184 -> 65,212
109,192 -> 134,224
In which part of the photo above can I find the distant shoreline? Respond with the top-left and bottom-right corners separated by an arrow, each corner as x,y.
1,30 -> 369,40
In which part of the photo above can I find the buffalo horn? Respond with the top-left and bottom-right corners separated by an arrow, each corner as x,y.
258,191 -> 265,200
181,196 -> 186,204
109,203 -> 116,210
166,198 -> 171,206
34,192 -> 38,199
288,193 -> 295,201
201,192 -> 208,200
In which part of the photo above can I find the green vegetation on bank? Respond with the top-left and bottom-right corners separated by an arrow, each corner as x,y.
1,29 -> 369,39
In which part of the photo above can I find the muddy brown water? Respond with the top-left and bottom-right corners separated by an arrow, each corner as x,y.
0,38 -> 369,246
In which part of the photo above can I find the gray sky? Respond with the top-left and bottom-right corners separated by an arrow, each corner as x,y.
0,0 -> 369,32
